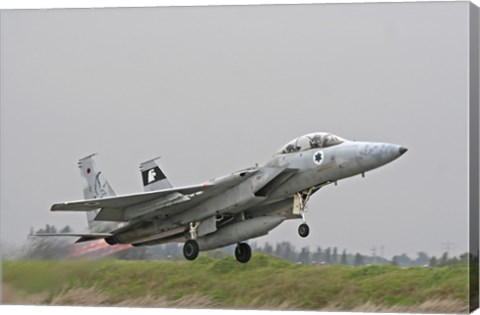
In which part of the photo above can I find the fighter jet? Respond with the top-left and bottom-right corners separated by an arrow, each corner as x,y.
38,132 -> 407,263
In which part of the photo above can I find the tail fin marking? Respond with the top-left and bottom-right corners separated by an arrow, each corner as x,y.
77,154 -> 118,233
140,157 -> 173,192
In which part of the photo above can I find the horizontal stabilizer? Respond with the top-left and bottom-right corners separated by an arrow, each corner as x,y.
34,232 -> 111,244
34,232 -> 111,238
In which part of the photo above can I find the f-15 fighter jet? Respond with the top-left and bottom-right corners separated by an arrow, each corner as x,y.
39,132 -> 407,263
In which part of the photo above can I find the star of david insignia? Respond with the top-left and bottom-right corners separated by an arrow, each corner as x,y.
313,151 -> 323,165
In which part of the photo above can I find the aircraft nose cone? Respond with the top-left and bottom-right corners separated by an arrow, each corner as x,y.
355,142 -> 407,172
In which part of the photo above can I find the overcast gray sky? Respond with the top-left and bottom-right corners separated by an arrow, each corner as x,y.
0,2 -> 472,258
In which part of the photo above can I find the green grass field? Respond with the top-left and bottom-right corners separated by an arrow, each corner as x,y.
1,254 -> 470,312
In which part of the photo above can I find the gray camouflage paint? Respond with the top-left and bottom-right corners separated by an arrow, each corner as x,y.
53,133 -> 406,253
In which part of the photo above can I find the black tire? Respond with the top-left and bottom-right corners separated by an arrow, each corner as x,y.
235,243 -> 252,263
298,223 -> 310,238
183,240 -> 199,261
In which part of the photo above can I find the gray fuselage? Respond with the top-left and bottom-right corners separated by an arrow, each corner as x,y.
118,139 -> 406,249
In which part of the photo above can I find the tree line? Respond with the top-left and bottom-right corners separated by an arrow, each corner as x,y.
4,224 -> 474,267
251,241 -> 472,267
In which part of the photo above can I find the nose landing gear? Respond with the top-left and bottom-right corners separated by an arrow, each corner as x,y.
298,223 -> 310,238
296,188 -> 314,238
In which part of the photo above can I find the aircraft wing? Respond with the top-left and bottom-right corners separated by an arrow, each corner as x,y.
51,184 -> 211,211
51,168 -> 258,222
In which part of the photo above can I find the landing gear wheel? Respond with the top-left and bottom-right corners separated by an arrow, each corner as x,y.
183,240 -> 199,261
235,243 -> 252,263
298,223 -> 310,238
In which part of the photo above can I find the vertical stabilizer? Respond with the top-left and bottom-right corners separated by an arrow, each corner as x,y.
140,157 -> 173,192
78,153 -> 116,199
78,154 -> 118,233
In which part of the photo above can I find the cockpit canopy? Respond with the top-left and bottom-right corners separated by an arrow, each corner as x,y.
276,132 -> 346,155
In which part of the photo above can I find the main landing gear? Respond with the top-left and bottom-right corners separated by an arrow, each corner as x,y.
235,243 -> 251,263
183,239 -> 199,260
182,222 -> 253,263
182,219 -> 253,263
183,222 -> 200,261
296,188 -> 314,238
